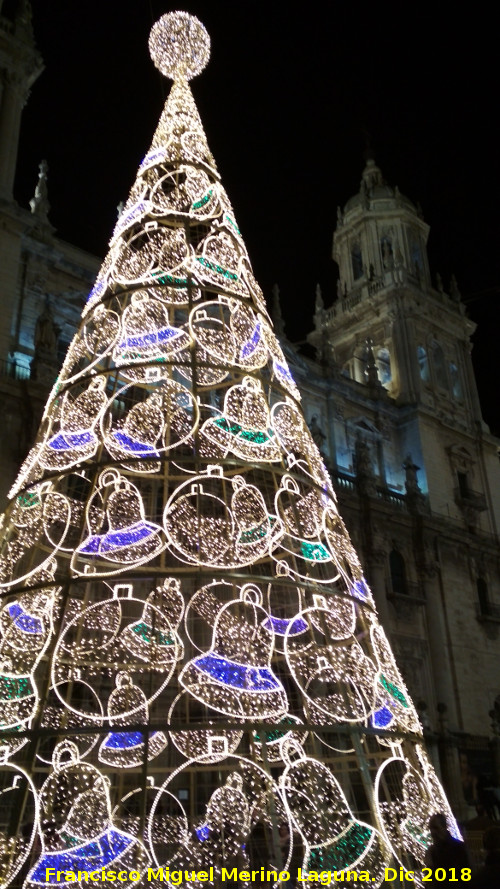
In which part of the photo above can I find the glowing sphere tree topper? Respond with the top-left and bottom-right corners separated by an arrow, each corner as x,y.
149,11 -> 210,81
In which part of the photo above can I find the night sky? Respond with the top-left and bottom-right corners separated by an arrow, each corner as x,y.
12,1 -> 500,431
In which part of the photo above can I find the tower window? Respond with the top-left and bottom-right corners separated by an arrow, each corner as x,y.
351,244 -> 363,280
457,471 -> 469,497
432,342 -> 447,389
410,235 -> 423,277
389,549 -> 407,595
381,236 -> 393,268
417,346 -> 429,382
449,363 -> 462,399
377,348 -> 392,386
476,577 -> 489,616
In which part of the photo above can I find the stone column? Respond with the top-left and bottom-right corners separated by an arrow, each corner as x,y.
424,568 -> 459,728
0,73 -> 26,199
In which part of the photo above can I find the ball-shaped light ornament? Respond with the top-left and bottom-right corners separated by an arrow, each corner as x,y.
149,11 -> 210,81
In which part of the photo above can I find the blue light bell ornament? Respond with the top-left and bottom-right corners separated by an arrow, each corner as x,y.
113,290 -> 190,382
280,740 -> 389,886
200,376 -> 281,463
103,377 -> 197,472
262,561 -> 308,648
99,672 -> 167,768
26,741 -> 150,888
173,580 -> 265,760
39,375 -> 107,471
263,326 -> 302,401
72,469 -> 166,576
111,194 -> 152,244
230,302 -> 268,371
179,584 -> 288,720
103,389 -> 164,472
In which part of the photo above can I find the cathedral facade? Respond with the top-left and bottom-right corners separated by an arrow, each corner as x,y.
1,1 -> 499,822
287,156 -> 500,817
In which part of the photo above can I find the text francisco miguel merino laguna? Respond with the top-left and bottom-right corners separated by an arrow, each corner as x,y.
44,867 -> 418,883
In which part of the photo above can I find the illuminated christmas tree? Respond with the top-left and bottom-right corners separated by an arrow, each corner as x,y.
0,12 -> 463,888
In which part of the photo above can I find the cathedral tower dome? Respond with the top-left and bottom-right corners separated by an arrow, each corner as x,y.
335,156 -> 429,295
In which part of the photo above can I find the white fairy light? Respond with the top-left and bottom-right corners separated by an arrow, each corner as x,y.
26,741 -> 150,886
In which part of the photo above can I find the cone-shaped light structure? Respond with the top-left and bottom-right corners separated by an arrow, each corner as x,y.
0,12 -> 460,888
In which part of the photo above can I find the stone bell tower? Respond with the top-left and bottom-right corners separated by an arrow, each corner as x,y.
309,154 -> 484,439
307,151 -> 499,583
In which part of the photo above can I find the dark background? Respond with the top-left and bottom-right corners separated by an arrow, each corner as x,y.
11,1 -> 500,431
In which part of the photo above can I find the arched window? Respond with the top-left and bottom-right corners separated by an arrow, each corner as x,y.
432,342 -> 447,389
351,244 -> 363,280
377,348 -> 392,386
457,471 -> 469,497
449,363 -> 462,399
417,346 -> 429,382
477,577 -> 489,616
381,236 -> 393,268
410,234 -> 423,277
390,549 -> 407,595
